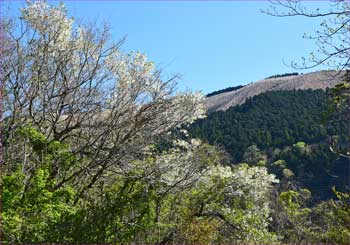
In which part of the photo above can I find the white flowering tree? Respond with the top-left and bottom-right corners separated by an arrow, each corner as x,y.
88,141 -> 280,244
112,139 -> 278,243
180,163 -> 279,243
1,2 -> 281,243
1,1 -> 205,203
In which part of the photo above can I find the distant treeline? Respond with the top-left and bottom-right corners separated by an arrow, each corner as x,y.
206,85 -> 245,97
206,73 -> 301,98
265,72 -> 299,79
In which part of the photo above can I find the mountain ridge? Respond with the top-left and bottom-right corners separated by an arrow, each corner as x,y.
206,70 -> 344,112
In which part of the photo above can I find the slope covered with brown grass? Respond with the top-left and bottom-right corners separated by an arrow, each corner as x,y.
206,70 -> 344,112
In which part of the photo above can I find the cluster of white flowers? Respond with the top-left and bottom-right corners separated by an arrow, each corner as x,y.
154,139 -> 279,229
18,1 -> 207,146
170,91 -> 207,125
196,162 -> 279,240
154,139 -> 207,188
106,51 -> 162,102
104,53 -> 207,140
206,165 -> 234,179
21,1 -> 73,50
230,164 -> 279,198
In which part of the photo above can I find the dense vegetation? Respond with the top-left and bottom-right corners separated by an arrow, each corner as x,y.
189,89 -> 349,200
190,90 -> 336,161
191,89 -> 331,159
206,85 -> 245,97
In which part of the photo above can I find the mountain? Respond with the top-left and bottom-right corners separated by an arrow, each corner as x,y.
189,88 -> 349,201
206,70 -> 344,112
191,89 -> 336,160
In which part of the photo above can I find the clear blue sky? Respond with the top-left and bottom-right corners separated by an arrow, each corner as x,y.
4,1 -> 332,94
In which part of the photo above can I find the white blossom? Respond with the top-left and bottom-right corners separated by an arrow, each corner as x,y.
21,1 -> 73,50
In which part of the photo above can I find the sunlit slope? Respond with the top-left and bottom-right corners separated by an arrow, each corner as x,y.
206,70 -> 344,112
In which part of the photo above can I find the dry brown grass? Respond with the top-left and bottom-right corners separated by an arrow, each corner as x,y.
206,70 -> 344,112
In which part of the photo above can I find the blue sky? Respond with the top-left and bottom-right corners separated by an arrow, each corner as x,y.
4,1 -> 332,94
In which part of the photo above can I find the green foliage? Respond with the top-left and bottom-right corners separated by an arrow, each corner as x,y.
271,187 -> 350,244
274,189 -> 313,243
55,174 -> 158,243
282,168 -> 295,179
242,144 -> 267,166
2,127 -> 77,243
155,163 -> 279,244
276,142 -> 348,201
327,70 -> 350,158
189,89 -> 349,200
190,89 -> 333,160
2,128 -> 279,243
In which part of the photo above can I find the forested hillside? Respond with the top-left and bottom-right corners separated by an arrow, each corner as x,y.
189,89 -> 349,200
192,89 -> 333,159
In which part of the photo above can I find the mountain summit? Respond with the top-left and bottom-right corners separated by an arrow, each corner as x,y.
206,70 -> 344,112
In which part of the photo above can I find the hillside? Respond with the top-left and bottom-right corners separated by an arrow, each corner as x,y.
191,89 -> 335,160
206,70 -> 344,112
189,89 -> 349,201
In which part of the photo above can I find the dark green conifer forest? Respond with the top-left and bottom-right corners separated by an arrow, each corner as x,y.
189,89 -> 349,201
